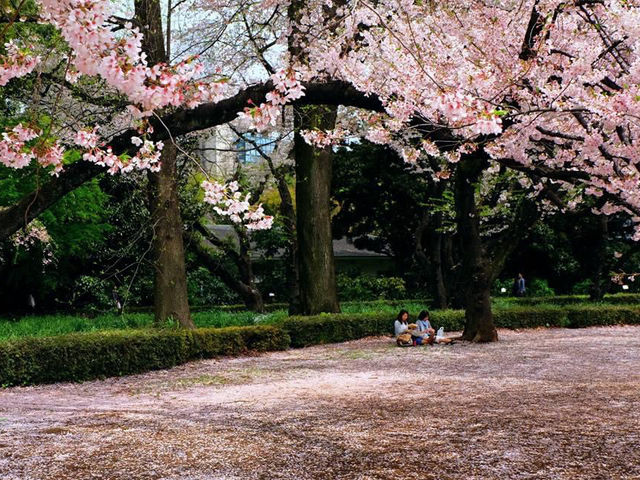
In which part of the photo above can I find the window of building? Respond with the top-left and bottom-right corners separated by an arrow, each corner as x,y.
236,132 -> 277,164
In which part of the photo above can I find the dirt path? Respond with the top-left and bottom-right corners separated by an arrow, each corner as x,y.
1,326 -> 639,480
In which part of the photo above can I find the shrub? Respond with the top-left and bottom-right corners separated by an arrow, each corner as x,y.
502,293 -> 640,307
283,304 -> 640,348
337,274 -> 407,301
527,278 -> 556,297
0,325 -> 289,387
283,313 -> 393,348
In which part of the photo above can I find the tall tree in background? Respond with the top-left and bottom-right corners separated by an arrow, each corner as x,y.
288,0 -> 340,315
136,0 -> 193,327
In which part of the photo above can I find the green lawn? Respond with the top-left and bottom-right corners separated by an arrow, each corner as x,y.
1,296 -> 637,342
0,301 -> 434,341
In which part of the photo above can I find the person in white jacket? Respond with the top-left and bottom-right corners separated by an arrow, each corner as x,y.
394,310 -> 409,337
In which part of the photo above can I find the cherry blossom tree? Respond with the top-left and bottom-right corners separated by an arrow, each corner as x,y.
3,0 -> 640,338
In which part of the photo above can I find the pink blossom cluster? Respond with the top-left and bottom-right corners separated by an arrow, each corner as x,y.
0,124 -> 41,169
11,220 -> 56,266
201,180 -> 274,230
237,69 -> 305,131
0,40 -> 40,86
72,127 -> 163,174
0,122 -> 66,174
11,222 -> 51,248
36,0 -> 226,114
300,127 -> 347,148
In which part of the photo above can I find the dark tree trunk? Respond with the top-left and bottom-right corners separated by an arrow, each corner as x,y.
191,231 -> 264,312
148,143 -> 194,328
415,210 -> 448,309
589,216 -> 609,301
264,154 -> 301,315
294,106 -> 340,315
135,0 -> 193,327
236,228 -> 265,313
455,155 -> 498,342
443,233 -> 465,309
432,231 -> 449,310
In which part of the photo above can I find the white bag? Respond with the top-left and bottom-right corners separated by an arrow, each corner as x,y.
436,327 -> 445,341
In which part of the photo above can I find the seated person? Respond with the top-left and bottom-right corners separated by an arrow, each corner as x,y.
416,310 -> 435,336
416,310 -> 454,344
394,309 -> 410,337
411,310 -> 436,345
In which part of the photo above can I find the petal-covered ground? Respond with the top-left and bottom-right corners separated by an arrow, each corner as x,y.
1,326 -> 639,480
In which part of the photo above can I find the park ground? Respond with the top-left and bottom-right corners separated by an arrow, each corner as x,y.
1,325 -> 639,480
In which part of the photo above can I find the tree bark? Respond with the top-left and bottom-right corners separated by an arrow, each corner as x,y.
275,171 -> 301,315
294,105 -> 340,315
236,227 -> 265,312
589,216 -> 609,301
431,231 -> 449,310
191,231 -> 264,312
455,155 -> 498,342
148,143 -> 194,328
135,0 -> 193,328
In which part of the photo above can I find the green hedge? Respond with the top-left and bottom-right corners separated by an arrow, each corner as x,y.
497,293 -> 640,307
282,305 -> 640,347
3,304 -> 639,386
0,325 -> 289,387
282,313 -> 393,348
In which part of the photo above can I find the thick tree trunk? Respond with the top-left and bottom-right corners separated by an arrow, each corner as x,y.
136,0 -> 192,327
455,155 -> 498,342
148,143 -> 194,328
294,105 -> 340,315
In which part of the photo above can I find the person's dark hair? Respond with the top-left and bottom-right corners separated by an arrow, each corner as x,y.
396,309 -> 409,322
418,310 -> 430,321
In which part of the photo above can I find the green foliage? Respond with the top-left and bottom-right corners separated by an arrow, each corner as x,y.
492,278 -> 514,296
282,313 -> 394,348
527,278 -> 556,297
0,325 -> 289,386
69,276 -> 114,312
571,279 -> 593,295
337,273 -> 407,301
187,267 -> 240,306
39,179 -> 112,257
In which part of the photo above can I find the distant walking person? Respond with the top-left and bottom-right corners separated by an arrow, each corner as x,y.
516,273 -> 526,297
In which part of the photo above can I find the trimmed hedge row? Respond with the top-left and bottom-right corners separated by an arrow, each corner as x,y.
282,305 -> 640,347
500,293 -> 640,306
0,325 -> 289,387
2,304 -> 639,386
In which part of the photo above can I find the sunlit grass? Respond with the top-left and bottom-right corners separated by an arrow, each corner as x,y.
1,296 -> 635,342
